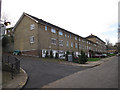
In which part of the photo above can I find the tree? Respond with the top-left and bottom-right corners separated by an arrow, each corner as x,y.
2,35 -> 10,47
78,50 -> 88,64
55,53 -> 58,59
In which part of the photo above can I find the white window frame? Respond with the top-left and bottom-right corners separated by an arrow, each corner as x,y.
30,36 -> 34,43
30,24 -> 35,30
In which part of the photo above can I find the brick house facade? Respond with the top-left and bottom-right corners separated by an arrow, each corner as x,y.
13,13 -> 107,58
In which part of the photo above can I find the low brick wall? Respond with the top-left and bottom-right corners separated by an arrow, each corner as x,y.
21,50 -> 42,57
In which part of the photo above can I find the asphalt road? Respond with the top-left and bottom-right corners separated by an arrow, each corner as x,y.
42,56 -> 118,88
19,56 -> 89,88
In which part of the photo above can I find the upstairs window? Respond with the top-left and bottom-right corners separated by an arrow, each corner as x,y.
65,34 -> 67,37
75,36 -> 77,40
51,28 -> 56,33
30,24 -> 35,30
59,31 -> 63,35
70,34 -> 71,38
30,36 -> 34,43
75,43 -> 78,48
66,41 -> 69,47
59,40 -> 63,46
79,44 -> 81,49
45,26 -> 47,31
68,35 -> 69,38
51,38 -> 56,45
79,38 -> 80,41
71,42 -> 73,48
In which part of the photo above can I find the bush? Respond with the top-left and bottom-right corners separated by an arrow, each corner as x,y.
78,51 -> 88,64
55,53 -> 58,59
50,50 -> 53,58
45,51 -> 48,58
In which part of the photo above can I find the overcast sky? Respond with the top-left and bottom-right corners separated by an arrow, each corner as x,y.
2,0 -> 119,45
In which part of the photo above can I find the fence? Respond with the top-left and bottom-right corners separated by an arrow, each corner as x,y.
2,54 -> 20,79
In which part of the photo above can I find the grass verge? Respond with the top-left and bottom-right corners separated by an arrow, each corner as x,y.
88,58 -> 101,61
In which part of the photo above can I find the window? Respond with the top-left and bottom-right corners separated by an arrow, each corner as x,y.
59,31 -> 63,35
30,24 -> 35,30
75,36 -> 77,40
65,34 -> 67,37
71,42 -> 73,48
30,36 -> 34,43
51,28 -> 56,33
79,44 -> 81,49
45,26 -> 47,31
79,38 -> 80,41
67,41 -> 69,47
59,40 -> 63,46
68,34 -> 69,38
75,43 -> 78,48
51,38 -> 56,45
70,34 -> 71,38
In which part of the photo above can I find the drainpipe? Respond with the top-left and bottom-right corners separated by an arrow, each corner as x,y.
38,23 -> 41,58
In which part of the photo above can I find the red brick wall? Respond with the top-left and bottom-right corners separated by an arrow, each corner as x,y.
21,50 -> 42,57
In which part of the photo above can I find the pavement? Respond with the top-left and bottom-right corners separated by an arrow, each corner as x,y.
59,56 -> 113,67
2,68 -> 28,89
2,56 -> 115,89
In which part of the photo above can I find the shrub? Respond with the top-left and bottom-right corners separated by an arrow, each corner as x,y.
78,51 -> 88,64
50,50 -> 53,58
45,51 -> 48,58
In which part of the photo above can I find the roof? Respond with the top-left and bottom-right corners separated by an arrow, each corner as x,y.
25,13 -> 84,38
85,34 -> 105,44
14,12 -> 104,45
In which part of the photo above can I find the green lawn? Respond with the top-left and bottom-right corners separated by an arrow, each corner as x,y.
88,58 -> 101,61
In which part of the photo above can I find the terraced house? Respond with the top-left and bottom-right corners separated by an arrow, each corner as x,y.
13,13 -> 107,58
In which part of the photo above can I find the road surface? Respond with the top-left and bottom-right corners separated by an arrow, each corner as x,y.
42,56 -> 118,88
19,56 -> 89,88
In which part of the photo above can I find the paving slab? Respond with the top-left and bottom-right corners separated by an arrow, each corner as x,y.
2,68 -> 28,89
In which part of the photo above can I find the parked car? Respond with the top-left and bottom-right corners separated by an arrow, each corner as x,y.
116,53 -> 120,56
92,54 -> 102,58
101,54 -> 107,58
13,50 -> 21,55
